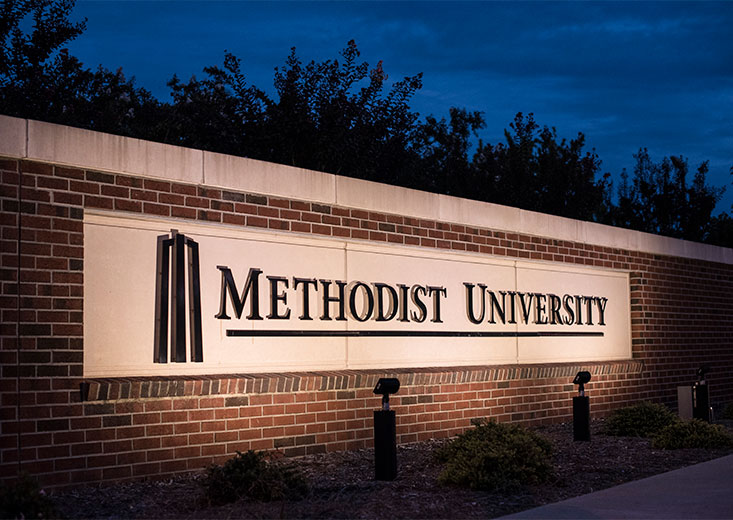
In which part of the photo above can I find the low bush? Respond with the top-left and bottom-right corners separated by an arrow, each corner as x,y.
202,450 -> 308,505
652,419 -> 733,450
0,474 -> 57,519
435,419 -> 553,492
604,401 -> 679,437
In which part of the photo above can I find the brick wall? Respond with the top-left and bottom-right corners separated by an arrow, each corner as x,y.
1,153 -> 732,488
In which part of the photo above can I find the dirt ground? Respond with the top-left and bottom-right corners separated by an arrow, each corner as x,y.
52,420 -> 733,519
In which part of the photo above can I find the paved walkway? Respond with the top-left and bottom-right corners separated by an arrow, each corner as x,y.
502,454 -> 733,519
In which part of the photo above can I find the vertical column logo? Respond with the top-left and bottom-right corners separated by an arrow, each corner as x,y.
153,230 -> 203,363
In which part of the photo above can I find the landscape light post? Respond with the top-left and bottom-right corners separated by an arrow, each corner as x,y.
572,371 -> 591,441
373,378 -> 400,481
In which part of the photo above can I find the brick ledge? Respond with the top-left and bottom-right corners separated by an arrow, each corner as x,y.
80,360 -> 643,402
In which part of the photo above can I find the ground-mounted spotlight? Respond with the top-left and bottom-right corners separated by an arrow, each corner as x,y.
572,371 -> 591,441
373,377 -> 400,410
373,377 -> 400,481
573,371 -> 591,396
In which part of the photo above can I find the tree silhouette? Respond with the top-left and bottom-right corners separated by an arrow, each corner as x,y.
610,149 -> 724,242
1,0 -> 729,247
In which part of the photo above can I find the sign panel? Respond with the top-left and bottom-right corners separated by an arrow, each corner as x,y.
84,212 -> 631,377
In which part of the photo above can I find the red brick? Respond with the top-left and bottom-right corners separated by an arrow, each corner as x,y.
257,206 -> 278,218
145,424 -> 173,435
69,180 -> 100,195
291,222 -> 310,233
197,210 -> 221,222
116,176 -> 143,188
158,193 -> 185,205
130,189 -> 157,202
161,436 -> 187,448
246,216 -> 268,228
143,202 -> 170,216
185,196 -> 209,208
172,399 -> 198,410
100,185 -> 129,198
114,199 -> 142,213
84,195 -> 113,209
171,206 -> 196,219
144,179 -> 171,192
171,184 -> 197,196
223,213 -> 245,226
291,201 -> 310,211
312,224 -> 331,236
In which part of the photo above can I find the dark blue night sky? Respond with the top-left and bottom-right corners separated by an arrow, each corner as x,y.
67,0 -> 733,212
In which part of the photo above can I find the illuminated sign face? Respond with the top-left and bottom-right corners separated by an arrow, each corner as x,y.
84,213 -> 631,377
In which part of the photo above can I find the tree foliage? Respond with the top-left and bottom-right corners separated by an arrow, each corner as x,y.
610,149 -> 726,243
416,107 -> 485,196
1,0 -> 730,247
261,40 -> 424,183
470,113 -> 611,221
0,0 -> 163,138
150,40 -> 425,187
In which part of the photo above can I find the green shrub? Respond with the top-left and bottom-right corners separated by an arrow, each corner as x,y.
604,401 -> 679,437
435,419 -> 553,492
0,474 -> 58,519
652,419 -> 733,450
202,450 -> 308,505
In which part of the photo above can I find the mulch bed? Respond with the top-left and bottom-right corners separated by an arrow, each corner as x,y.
52,420 -> 733,519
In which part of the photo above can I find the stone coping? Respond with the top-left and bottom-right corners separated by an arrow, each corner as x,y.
3,114 -> 730,265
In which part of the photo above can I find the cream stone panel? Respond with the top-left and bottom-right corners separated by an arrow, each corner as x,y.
342,243 -> 518,368
84,213 -> 348,377
84,221 -> 161,376
682,239 -> 733,263
198,228 -> 348,373
521,210 -> 583,243
0,115 -> 26,157
637,231 -> 673,257
437,195 -> 522,233
84,212 -> 636,376
335,176 -> 437,220
203,151 -> 336,203
517,210 -> 552,239
578,221 -> 635,251
137,139 -> 203,183
28,120 -> 203,183
514,261 -> 631,363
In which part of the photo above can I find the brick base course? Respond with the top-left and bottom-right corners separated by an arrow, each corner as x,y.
1,156 -> 732,488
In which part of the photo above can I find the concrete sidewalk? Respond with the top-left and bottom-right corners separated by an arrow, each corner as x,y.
502,454 -> 733,519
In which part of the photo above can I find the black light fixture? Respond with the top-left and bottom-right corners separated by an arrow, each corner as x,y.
373,377 -> 400,410
696,365 -> 710,380
573,371 -> 591,396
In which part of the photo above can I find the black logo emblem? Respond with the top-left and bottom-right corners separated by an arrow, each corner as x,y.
154,230 -> 203,363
